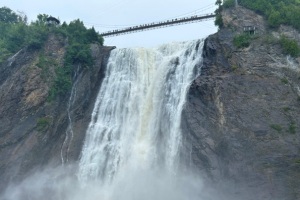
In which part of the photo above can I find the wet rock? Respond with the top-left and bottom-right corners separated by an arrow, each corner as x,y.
182,6 -> 300,200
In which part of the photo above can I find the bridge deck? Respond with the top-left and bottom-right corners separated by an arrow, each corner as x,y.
100,13 -> 216,37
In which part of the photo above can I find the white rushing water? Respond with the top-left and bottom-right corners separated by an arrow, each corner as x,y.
78,39 -> 204,194
61,65 -> 80,165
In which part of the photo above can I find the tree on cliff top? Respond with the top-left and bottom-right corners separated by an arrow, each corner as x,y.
1,6 -> 105,100
0,7 -> 20,23
0,7 -> 27,24
0,7 -> 104,64
214,0 -> 224,28
238,0 -> 300,30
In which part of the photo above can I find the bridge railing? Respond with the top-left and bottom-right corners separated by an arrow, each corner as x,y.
100,13 -> 215,37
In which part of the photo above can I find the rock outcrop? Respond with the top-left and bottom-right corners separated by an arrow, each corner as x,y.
182,6 -> 300,200
0,34 -> 114,192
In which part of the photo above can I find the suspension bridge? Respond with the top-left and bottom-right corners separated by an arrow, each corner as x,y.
99,13 -> 216,37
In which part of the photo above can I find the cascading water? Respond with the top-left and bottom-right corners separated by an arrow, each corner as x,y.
1,39 -> 208,200
61,65 -> 80,165
78,39 -> 204,197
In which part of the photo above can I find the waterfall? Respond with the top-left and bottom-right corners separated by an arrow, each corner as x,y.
78,39 -> 204,189
61,65 -> 80,164
1,40 -> 207,200
7,49 -> 22,66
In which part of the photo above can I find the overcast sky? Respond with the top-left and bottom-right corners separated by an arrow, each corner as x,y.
1,0 -> 218,48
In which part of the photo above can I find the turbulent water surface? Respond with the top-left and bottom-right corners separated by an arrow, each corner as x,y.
79,39 -> 204,183
77,39 -> 204,199
2,40 -> 209,200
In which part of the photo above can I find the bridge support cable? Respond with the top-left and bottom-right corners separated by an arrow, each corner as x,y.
100,13 -> 215,37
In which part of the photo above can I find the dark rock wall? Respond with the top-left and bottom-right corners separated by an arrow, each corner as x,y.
181,7 -> 300,200
0,34 -> 114,192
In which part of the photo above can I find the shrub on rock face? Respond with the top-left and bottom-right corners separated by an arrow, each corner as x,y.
223,0 -> 235,8
268,10 -> 282,28
36,117 -> 51,131
289,122 -> 296,134
65,43 -> 93,67
279,36 -> 300,57
233,34 -> 251,48
270,124 -> 282,133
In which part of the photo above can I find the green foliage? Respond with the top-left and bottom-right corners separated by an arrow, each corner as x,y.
268,10 -> 282,28
65,43 -> 93,67
47,19 -> 103,100
34,14 -> 50,26
282,107 -> 291,112
5,23 -> 27,52
48,65 -> 72,101
0,7 -> 104,61
289,122 -> 296,134
281,77 -> 289,84
89,27 -> 104,45
64,19 -> 103,45
0,7 -> 20,23
0,8 -> 50,64
239,0 -> 300,30
231,65 -> 238,71
36,57 -> 45,72
233,34 -> 251,48
37,54 -> 57,79
37,54 -> 49,69
214,14 -> 224,28
279,36 -> 300,57
61,19 -> 103,70
1,7 -> 105,101
36,117 -> 51,131
263,34 -> 277,44
0,40 -> 11,63
270,124 -> 282,132
215,0 -> 222,6
214,2 -> 223,29
223,0 -> 235,8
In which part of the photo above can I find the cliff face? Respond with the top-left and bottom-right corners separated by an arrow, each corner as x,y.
0,34 -> 113,192
182,6 -> 300,200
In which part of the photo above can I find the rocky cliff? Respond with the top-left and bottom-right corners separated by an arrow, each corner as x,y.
182,6 -> 300,200
0,34 -> 114,192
